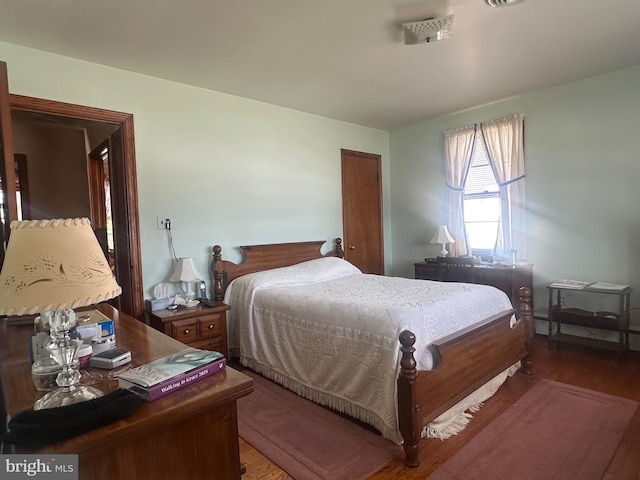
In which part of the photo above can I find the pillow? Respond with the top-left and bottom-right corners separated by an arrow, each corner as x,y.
231,256 -> 361,292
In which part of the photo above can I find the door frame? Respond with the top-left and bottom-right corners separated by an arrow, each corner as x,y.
8,94 -> 144,320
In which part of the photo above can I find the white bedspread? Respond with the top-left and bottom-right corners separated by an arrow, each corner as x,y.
225,257 -> 514,443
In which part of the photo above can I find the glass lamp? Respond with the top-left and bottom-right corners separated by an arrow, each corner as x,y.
169,257 -> 203,300
0,218 -> 121,409
431,225 -> 456,257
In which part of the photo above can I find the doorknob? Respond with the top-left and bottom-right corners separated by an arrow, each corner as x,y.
349,245 -> 356,250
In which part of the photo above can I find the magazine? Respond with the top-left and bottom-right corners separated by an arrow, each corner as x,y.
588,282 -> 629,292
116,347 -> 224,388
548,279 -> 592,289
119,357 -> 227,401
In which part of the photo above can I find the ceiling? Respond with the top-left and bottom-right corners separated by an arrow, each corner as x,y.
0,0 -> 639,131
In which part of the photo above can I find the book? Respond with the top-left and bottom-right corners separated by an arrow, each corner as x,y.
117,347 -> 226,401
548,279 -> 592,289
588,282 -> 629,292
117,347 -> 224,387
119,357 -> 227,401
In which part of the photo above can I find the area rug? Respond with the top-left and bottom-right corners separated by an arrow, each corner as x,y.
429,379 -> 638,480
237,370 -> 402,480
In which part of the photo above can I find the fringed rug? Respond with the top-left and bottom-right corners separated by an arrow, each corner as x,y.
429,379 -> 638,480
237,370 -> 402,480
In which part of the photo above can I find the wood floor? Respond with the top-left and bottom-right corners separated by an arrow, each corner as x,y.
239,335 -> 640,479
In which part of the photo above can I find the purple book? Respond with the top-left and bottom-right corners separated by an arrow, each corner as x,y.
118,357 -> 227,401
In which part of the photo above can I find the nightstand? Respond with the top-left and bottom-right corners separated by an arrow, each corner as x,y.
146,302 -> 230,357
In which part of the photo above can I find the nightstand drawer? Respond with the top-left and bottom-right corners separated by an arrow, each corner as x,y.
198,314 -> 224,339
172,318 -> 199,344
191,336 -> 226,356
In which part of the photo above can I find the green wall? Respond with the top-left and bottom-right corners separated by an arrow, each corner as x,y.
0,41 -> 390,298
389,65 -> 640,342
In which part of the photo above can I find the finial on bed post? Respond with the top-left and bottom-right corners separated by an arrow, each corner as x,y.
335,238 -> 344,258
518,286 -> 534,375
399,330 -> 417,374
212,245 -> 224,302
398,330 -> 420,468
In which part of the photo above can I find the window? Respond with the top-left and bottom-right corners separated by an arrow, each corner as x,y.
462,134 -> 499,252
444,114 -> 524,260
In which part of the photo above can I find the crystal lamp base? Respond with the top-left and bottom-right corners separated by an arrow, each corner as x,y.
34,384 -> 104,410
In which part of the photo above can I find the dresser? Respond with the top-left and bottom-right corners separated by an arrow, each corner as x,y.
0,304 -> 252,480
415,259 -> 534,308
146,302 -> 230,358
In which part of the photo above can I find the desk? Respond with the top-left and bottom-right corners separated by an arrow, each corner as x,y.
414,260 -> 534,308
0,304 -> 253,480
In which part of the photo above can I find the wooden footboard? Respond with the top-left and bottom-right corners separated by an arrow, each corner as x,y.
397,287 -> 534,467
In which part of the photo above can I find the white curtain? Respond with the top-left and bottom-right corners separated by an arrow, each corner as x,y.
480,114 -> 526,261
444,124 -> 477,257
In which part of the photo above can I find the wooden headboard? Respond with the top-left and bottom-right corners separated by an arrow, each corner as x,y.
210,238 -> 344,301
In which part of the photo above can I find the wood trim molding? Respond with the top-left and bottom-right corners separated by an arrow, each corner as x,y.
8,94 -> 144,320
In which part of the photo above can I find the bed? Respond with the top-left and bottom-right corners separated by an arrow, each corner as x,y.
211,239 -> 534,467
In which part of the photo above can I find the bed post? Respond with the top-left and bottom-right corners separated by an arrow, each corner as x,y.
212,245 -> 224,302
397,330 -> 421,468
518,286 -> 534,375
334,238 -> 344,258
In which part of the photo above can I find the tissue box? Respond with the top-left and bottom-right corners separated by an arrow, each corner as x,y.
75,309 -> 115,342
145,298 -> 174,311
30,332 -> 51,363
29,309 -> 115,362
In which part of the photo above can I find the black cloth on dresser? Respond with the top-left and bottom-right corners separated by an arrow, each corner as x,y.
2,388 -> 143,450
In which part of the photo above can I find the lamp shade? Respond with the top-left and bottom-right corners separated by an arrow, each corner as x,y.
430,225 -> 455,245
0,218 -> 121,316
169,257 -> 203,283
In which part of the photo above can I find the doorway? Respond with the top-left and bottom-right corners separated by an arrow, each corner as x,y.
1,93 -> 143,320
341,149 -> 384,274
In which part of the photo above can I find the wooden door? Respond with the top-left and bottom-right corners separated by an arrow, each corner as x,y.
0,61 -> 16,264
341,149 -> 384,274
108,127 -> 136,316
88,140 -> 109,231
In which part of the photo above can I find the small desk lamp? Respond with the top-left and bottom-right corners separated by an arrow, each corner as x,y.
0,218 -> 121,409
431,225 -> 455,257
169,257 -> 203,300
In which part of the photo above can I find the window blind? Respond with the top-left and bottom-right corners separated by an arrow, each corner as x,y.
463,136 -> 498,195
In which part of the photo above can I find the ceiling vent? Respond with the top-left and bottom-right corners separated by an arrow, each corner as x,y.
402,15 -> 455,45
485,0 -> 527,6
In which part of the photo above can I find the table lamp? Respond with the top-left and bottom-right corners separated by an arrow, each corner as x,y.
0,218 -> 121,409
169,257 -> 203,300
431,225 -> 455,257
